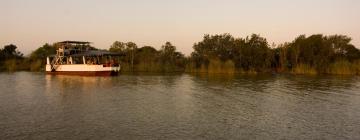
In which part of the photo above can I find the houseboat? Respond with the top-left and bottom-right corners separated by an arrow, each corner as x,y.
46,41 -> 121,76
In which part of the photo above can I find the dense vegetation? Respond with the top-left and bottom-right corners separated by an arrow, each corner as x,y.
1,33 -> 360,75
274,34 -> 360,74
187,34 -> 273,74
109,41 -> 186,72
0,44 -> 25,71
187,34 -> 360,74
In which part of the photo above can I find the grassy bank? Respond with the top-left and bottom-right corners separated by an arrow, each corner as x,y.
327,60 -> 360,75
2,60 -> 360,75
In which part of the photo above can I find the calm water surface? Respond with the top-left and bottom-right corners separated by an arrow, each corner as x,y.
1,72 -> 360,139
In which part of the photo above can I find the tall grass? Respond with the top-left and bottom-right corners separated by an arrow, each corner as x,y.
207,59 -> 223,73
4,59 -> 17,72
30,60 -> 43,71
120,61 -> 184,73
327,60 -> 360,75
291,63 -> 317,75
134,62 -> 162,72
186,58 -> 236,74
289,61 -> 360,75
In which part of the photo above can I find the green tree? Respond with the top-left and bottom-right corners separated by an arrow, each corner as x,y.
135,46 -> 160,71
29,43 -> 55,60
0,44 -> 25,71
190,33 -> 272,72
0,44 -> 23,60
159,42 -> 185,72
126,42 -> 137,71
28,43 -> 56,71
109,41 -> 126,53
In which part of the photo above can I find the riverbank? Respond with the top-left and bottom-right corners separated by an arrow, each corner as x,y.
2,67 -> 360,76
2,34 -> 360,75
1,56 -> 360,75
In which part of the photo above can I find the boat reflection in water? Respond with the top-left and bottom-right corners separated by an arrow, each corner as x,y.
45,74 -> 115,87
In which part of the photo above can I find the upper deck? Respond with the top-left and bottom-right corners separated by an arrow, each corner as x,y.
54,41 -> 94,56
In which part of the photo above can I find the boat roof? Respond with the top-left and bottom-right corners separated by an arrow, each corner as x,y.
57,41 -> 91,44
70,50 -> 123,57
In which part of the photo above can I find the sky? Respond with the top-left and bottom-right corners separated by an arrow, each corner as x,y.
1,0 -> 359,55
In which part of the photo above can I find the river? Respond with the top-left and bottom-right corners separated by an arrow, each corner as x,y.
1,72 -> 360,139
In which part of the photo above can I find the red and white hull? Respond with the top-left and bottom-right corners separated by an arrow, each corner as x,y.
45,64 -> 120,76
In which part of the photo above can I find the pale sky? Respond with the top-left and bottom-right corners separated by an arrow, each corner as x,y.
1,0 -> 359,55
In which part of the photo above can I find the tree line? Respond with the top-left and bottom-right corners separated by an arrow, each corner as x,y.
1,33 -> 360,74
188,34 -> 360,74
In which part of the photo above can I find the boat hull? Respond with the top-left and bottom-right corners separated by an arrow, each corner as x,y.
46,71 -> 118,76
45,64 -> 120,76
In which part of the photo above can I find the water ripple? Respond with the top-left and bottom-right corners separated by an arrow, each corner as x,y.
0,72 -> 360,139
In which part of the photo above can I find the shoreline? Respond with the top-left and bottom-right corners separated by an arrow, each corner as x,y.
1,70 -> 360,76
